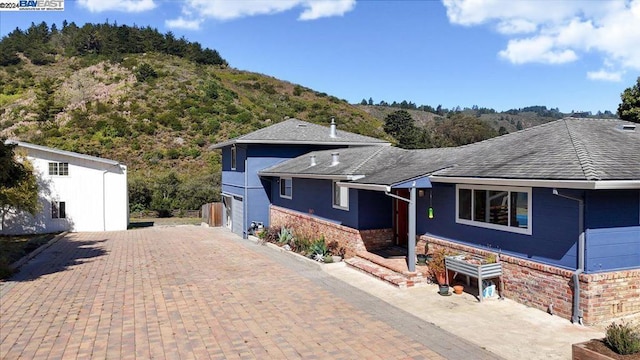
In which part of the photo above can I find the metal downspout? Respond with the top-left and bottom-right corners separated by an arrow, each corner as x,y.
553,189 -> 585,325
385,181 -> 417,272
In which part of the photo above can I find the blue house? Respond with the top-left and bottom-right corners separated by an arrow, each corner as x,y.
211,118 -> 389,238
255,118 -> 640,325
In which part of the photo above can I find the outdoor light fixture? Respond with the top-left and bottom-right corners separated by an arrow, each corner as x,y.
428,190 -> 434,219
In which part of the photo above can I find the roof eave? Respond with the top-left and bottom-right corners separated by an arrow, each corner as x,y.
258,172 -> 365,181
336,181 -> 391,192
429,176 -> 640,190
7,140 -> 121,166
210,139 -> 390,149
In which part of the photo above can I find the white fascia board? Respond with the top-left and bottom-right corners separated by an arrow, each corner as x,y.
336,181 -> 391,192
258,172 -> 365,181
429,176 -> 640,190
8,140 -> 121,166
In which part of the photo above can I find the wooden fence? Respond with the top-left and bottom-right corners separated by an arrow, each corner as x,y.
201,202 -> 223,227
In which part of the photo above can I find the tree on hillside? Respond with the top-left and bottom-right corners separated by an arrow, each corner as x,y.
430,114 -> 499,147
383,110 -> 423,149
0,151 -> 39,229
618,77 -> 640,123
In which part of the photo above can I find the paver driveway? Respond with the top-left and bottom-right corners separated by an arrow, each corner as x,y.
0,226 -> 496,359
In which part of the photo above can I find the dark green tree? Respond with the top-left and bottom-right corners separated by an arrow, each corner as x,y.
360,98 -> 367,105
383,110 -> 422,149
135,63 -> 158,82
368,97 -> 373,105
0,141 -> 27,189
618,77 -> 640,123
150,172 -> 180,217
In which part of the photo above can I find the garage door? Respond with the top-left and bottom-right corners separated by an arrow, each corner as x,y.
232,195 -> 243,237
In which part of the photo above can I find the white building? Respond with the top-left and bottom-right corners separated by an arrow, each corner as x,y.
1,141 -> 128,234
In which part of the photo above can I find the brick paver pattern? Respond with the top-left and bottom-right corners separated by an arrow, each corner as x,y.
1,227 -> 448,360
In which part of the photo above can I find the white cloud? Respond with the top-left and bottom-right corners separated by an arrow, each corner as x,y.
495,19 -> 537,35
299,0 -> 356,20
499,36 -> 577,64
587,69 -> 623,82
178,0 -> 355,21
77,0 -> 156,13
443,0 -> 640,75
165,17 -> 203,31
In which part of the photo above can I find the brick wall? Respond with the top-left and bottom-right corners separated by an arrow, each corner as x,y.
270,206 -> 392,258
421,235 -> 640,325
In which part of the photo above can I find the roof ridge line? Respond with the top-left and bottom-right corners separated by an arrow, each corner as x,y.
351,146 -> 389,173
564,120 -> 599,180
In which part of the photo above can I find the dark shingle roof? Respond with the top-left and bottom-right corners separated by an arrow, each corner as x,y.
438,118 -> 640,180
210,118 -> 389,148
259,118 -> 640,187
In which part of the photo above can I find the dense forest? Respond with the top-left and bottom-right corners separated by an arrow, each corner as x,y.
0,21 -> 226,67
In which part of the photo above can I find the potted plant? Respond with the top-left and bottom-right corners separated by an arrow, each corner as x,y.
429,248 -> 453,295
416,241 -> 429,265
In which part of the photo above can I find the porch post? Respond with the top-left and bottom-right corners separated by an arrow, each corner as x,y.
408,182 -> 416,272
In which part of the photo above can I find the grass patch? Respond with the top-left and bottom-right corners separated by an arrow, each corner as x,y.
0,233 -> 58,279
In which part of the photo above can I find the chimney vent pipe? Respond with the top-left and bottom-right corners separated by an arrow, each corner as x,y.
331,152 -> 339,166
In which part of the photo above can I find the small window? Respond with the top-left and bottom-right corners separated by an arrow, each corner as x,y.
52,201 -> 66,219
332,181 -> 349,210
48,162 -> 69,176
231,145 -> 237,170
280,178 -> 292,199
456,185 -> 531,235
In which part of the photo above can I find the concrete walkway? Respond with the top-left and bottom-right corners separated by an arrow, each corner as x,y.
255,235 -> 607,360
2,226 -> 497,360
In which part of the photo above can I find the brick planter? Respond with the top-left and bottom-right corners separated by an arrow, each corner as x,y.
270,205 -> 392,258
421,235 -> 640,325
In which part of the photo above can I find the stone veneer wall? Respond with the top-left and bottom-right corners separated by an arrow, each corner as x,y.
421,235 -> 640,325
270,205 -> 393,258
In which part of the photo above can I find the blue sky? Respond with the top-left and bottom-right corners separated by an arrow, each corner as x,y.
1,0 -> 639,113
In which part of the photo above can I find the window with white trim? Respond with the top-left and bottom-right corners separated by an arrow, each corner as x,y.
279,178 -> 292,199
332,181 -> 349,210
231,145 -> 237,170
48,162 -> 69,176
456,185 -> 531,235
51,201 -> 66,219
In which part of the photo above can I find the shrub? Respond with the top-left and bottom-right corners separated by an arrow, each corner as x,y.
258,226 -> 280,244
605,321 -> 640,355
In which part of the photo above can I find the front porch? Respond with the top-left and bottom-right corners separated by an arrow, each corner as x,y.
345,247 -> 432,288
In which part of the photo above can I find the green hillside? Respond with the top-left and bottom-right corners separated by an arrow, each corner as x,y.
0,22 -> 390,213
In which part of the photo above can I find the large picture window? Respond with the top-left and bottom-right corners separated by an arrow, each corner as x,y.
279,178 -> 292,199
332,181 -> 349,210
48,162 -> 69,176
456,185 -> 531,235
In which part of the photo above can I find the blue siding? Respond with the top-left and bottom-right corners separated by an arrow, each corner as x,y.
584,190 -> 640,272
585,190 -> 640,229
418,184 -> 579,270
358,190 -> 392,229
220,144 -> 336,233
271,178 -> 360,228
221,146 -> 246,192
586,226 -> 640,272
